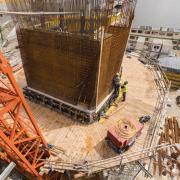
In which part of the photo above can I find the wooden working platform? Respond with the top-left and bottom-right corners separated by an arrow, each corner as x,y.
15,55 -> 158,164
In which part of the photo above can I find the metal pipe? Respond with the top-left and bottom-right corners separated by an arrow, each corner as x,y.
0,162 -> 16,180
0,11 -> 80,16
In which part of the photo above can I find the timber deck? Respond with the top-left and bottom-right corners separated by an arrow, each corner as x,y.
15,55 -> 158,163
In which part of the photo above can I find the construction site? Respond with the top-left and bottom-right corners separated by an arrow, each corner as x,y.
0,0 -> 179,180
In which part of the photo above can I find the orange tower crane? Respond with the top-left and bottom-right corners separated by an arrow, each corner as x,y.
0,52 -> 50,179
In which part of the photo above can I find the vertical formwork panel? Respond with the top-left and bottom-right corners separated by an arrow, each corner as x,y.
96,35 -> 113,105
97,26 -> 131,105
17,29 -> 100,107
6,0 -> 136,113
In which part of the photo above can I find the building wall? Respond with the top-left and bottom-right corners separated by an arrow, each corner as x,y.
129,27 -> 180,51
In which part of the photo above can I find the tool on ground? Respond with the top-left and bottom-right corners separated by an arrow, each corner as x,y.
139,115 -> 151,124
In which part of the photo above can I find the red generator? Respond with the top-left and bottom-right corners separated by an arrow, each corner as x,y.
106,118 -> 143,154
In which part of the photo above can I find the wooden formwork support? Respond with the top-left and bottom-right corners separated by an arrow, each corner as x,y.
157,150 -> 162,176
173,117 -> 179,144
153,161 -> 157,176
165,118 -> 170,142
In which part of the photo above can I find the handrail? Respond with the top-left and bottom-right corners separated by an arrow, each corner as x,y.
136,50 -> 170,149
42,144 -> 173,173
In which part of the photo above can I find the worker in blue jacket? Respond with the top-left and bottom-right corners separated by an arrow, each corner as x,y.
113,73 -> 121,99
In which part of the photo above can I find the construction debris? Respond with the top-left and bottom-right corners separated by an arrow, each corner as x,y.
153,117 -> 180,178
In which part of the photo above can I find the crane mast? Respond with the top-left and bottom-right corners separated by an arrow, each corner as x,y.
0,52 -> 50,179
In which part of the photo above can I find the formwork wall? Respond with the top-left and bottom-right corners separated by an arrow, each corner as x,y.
97,26 -> 131,104
8,0 -> 137,110
17,29 -> 100,107
18,25 -> 131,108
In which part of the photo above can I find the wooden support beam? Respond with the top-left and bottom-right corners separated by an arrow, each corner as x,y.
173,117 -> 179,143
165,118 -> 170,142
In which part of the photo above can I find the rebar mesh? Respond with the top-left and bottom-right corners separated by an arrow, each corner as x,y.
5,0 -> 136,39
5,0 -> 137,109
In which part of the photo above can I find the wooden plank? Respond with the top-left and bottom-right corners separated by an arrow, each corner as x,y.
168,118 -> 173,130
158,134 -> 163,176
165,118 -> 169,142
173,118 -> 179,143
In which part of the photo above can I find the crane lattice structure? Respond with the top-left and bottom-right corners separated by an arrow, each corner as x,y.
0,38 -> 172,180
0,52 -> 50,179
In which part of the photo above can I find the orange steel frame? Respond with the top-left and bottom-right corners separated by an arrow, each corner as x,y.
0,52 -> 50,179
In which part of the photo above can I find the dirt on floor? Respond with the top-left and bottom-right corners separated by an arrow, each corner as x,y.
14,54 -> 158,163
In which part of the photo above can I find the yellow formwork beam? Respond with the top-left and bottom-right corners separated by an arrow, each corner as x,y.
45,13 -> 123,32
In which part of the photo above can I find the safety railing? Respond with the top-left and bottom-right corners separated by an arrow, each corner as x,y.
42,51 -> 171,175
137,51 -> 170,149
42,144 -> 173,175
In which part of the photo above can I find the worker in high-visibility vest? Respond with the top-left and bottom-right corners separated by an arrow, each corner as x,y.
121,81 -> 128,102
